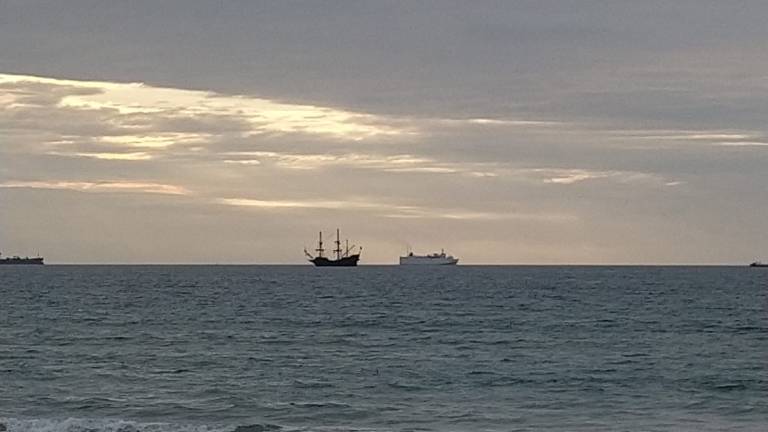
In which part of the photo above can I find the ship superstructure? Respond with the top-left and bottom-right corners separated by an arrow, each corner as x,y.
304,229 -> 361,267
399,249 -> 458,265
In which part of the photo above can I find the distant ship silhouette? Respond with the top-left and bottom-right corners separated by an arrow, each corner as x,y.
0,252 -> 44,265
304,229 -> 361,267
399,249 -> 459,265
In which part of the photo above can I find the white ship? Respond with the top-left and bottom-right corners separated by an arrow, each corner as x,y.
399,249 -> 459,265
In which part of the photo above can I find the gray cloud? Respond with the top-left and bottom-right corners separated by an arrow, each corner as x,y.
1,2 -> 767,263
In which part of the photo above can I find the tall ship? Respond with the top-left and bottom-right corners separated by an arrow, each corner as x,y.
0,253 -> 44,265
304,229 -> 361,267
399,249 -> 458,265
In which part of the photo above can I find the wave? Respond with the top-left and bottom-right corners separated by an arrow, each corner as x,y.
0,418 -> 282,432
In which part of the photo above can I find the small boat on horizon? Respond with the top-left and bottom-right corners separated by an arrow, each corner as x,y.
0,253 -> 44,265
304,229 -> 361,267
399,248 -> 459,265
749,261 -> 768,267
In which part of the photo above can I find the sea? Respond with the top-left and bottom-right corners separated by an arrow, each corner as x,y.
0,265 -> 765,432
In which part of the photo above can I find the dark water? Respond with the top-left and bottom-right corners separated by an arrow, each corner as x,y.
1,266 -> 766,431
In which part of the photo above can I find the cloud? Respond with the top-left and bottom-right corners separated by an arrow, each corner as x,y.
218,196 -> 575,222
0,73 -> 413,168
714,141 -> 768,147
221,151 -> 470,173
0,73 -> 693,189
0,80 -> 103,106
0,180 -> 190,195
460,118 -> 564,127
217,197 -> 416,212
542,171 -> 609,185
533,168 -> 678,187
47,151 -> 154,161
383,208 -> 576,222
615,129 -> 763,143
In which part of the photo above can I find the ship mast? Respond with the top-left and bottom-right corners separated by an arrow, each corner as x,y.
334,228 -> 342,260
315,231 -> 325,257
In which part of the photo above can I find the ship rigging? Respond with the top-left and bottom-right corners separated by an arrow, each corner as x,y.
304,229 -> 361,267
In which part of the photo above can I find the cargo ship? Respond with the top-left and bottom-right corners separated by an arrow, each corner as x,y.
304,229 -> 361,267
0,253 -> 44,265
399,249 -> 458,265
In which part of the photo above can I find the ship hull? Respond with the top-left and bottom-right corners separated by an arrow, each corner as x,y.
399,256 -> 458,265
311,254 -> 360,267
0,258 -> 44,265
749,262 -> 768,267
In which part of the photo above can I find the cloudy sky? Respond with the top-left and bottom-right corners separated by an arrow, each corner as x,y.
1,1 -> 767,264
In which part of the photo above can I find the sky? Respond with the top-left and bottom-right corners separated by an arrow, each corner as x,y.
1,1 -> 767,264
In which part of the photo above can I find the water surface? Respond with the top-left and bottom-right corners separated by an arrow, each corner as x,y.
1,265 -> 765,431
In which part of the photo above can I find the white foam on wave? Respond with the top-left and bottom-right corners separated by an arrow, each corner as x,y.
0,418 -> 233,432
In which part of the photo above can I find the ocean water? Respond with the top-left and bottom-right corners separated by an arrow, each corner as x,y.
0,265 -> 765,432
